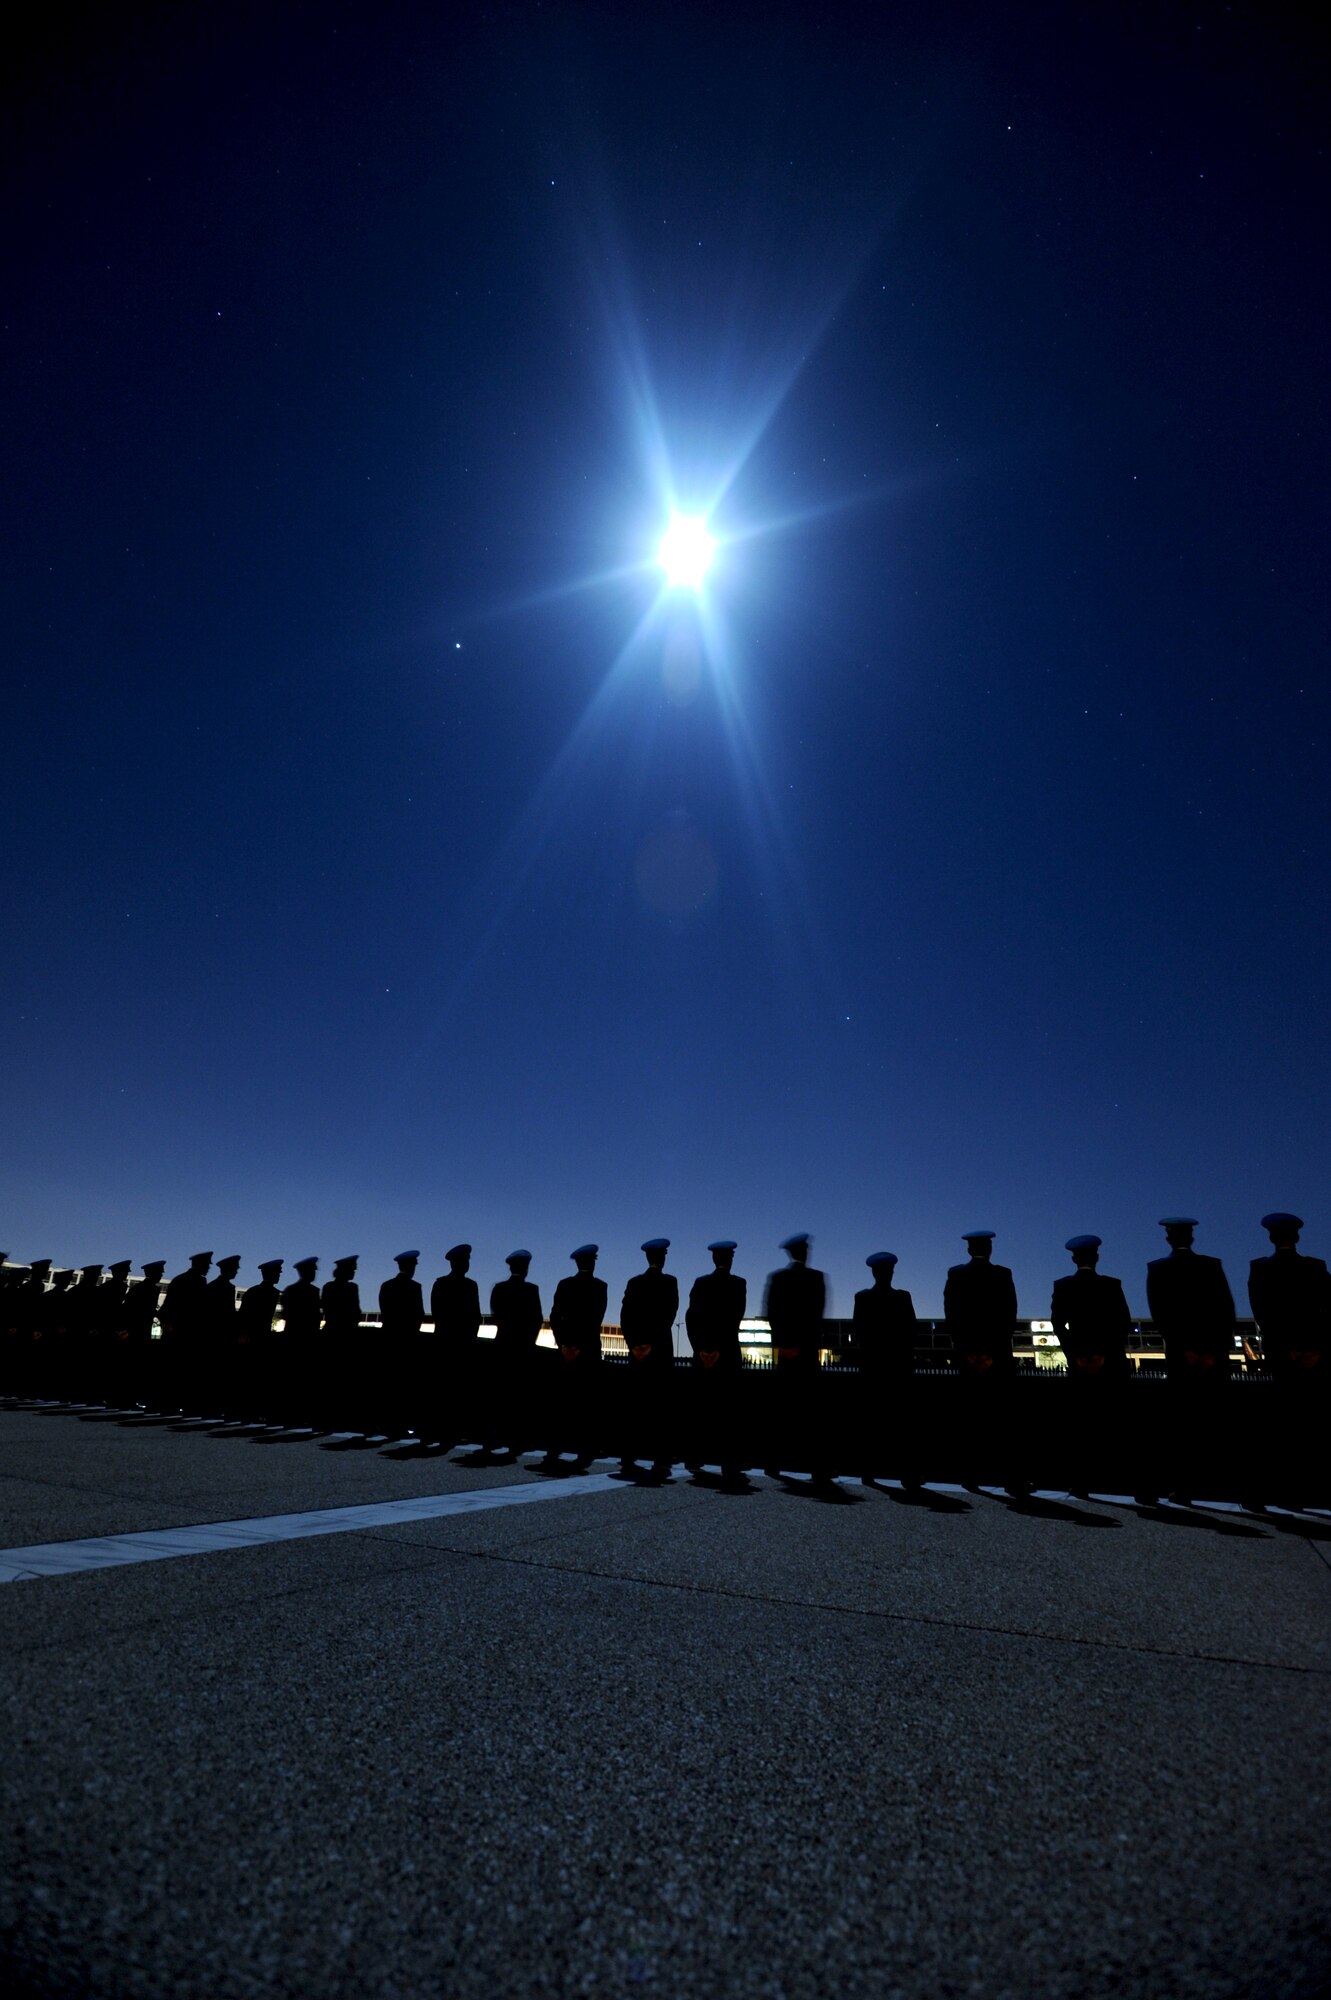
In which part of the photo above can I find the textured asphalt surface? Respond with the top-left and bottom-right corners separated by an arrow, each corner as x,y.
2,1406 -> 1329,2000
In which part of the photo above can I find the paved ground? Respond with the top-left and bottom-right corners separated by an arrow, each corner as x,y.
1,1406 -> 1329,2000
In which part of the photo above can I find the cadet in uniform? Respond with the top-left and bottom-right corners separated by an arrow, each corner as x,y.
101,1261 -> 135,1406
620,1239 -> 678,1481
234,1261 -> 283,1419
68,1264 -> 106,1404
279,1257 -> 322,1427
1050,1235 -> 1132,1494
1248,1213 -> 1330,1392
684,1240 -> 747,1485
320,1256 -> 362,1432
546,1244 -> 608,1472
42,1271 -> 77,1401
1146,1217 -> 1237,1386
1145,1217 -> 1237,1502
16,1260 -> 51,1399
944,1231 -> 1024,1493
158,1253 -> 213,1412
852,1252 -> 921,1487
1247,1211 -> 1329,1508
203,1256 -> 242,1417
376,1251 -> 425,1440
121,1261 -> 164,1407
426,1244 -> 481,1450
763,1233 -> 829,1482
487,1251 -> 544,1457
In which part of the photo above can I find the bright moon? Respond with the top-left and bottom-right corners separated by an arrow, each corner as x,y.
658,514 -> 716,589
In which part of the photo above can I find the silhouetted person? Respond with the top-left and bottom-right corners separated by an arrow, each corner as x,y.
545,1244 -> 607,1472
426,1244 -> 481,1448
279,1257 -> 321,1426
763,1233 -> 829,1483
68,1263 -> 105,1403
235,1260 -> 283,1417
1247,1211 -> 1329,1509
42,1271 -> 76,1400
121,1262 -> 164,1407
158,1252 -> 212,1411
378,1251 -> 425,1439
685,1239 -> 747,1484
1050,1235 -> 1132,1495
1146,1218 -> 1236,1386
945,1231 -> 1025,1495
488,1250 -> 544,1456
1145,1216 -> 1236,1504
320,1256 -> 362,1431
203,1255 -> 242,1415
1051,1236 -> 1132,1384
16,1260 -> 51,1398
619,1238 -> 678,1480
852,1252 -> 921,1487
944,1232 -> 1017,1380
101,1260 -> 135,1405
1248,1212 -> 1330,1391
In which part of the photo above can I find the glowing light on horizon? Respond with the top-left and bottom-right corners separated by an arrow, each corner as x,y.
657,514 -> 716,590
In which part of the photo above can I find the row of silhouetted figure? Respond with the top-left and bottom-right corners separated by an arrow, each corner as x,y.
2,1218 -> 1326,1501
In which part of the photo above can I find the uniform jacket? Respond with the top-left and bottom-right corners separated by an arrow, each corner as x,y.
320,1277 -> 363,1334
379,1273 -> 425,1338
551,1271 -> 608,1356
69,1274 -> 106,1338
204,1274 -> 238,1335
16,1275 -> 49,1339
160,1267 -> 210,1338
429,1273 -> 481,1345
763,1263 -> 826,1360
280,1278 -> 322,1340
489,1276 -> 544,1352
1248,1249 -> 1330,1368
1050,1270 -> 1132,1378
237,1281 -> 280,1341
621,1268 -> 679,1365
851,1284 -> 919,1372
943,1261 -> 1018,1366
121,1278 -> 161,1342
685,1269 -> 747,1362
1145,1251 -> 1235,1363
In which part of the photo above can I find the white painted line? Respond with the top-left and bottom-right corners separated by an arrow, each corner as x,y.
0,1472 -> 625,1585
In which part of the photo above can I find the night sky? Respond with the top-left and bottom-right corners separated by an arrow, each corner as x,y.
5,1 -> 1326,1318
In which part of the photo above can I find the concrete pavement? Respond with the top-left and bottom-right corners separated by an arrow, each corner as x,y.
1,1407 -> 1328,1999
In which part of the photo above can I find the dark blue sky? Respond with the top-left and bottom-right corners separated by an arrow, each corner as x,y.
5,0 -> 1326,1315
